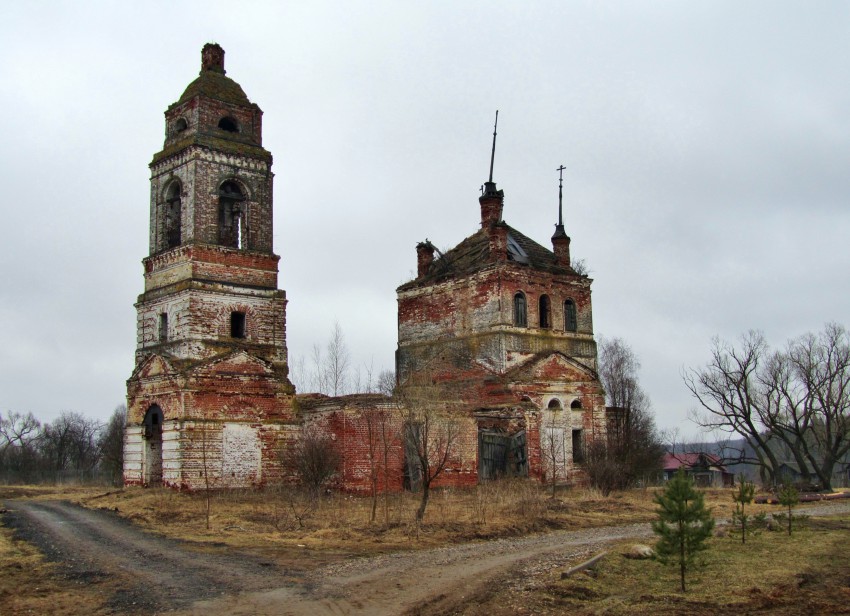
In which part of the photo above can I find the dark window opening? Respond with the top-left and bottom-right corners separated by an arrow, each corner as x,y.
539,295 -> 551,329
564,299 -> 577,332
143,405 -> 164,440
218,116 -> 239,132
165,182 -> 182,248
173,117 -> 188,134
159,313 -> 168,342
513,292 -> 527,327
572,429 -> 584,464
219,181 -> 245,249
231,311 -> 246,339
571,399 -> 582,410
548,398 -> 562,410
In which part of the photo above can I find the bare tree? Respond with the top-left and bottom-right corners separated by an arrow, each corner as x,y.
0,411 -> 41,481
309,343 -> 329,393
325,321 -> 351,396
593,337 -> 665,490
377,370 -> 396,397
304,322 -> 352,395
685,324 -> 850,489
397,383 -> 459,522
39,411 -> 102,475
288,355 -> 308,393
571,257 -> 591,276
362,408 -> 399,524
98,404 -> 127,485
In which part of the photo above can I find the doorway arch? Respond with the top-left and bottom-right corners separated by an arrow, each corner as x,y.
143,405 -> 164,485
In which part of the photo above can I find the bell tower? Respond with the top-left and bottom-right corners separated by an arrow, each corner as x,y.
137,42 -> 287,368
125,45 -> 294,489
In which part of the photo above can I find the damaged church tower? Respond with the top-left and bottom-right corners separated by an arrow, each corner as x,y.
396,114 -> 607,485
124,44 -> 295,489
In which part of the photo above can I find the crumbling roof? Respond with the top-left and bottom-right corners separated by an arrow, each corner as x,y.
399,221 -> 576,291
296,392 -> 392,410
175,69 -> 254,108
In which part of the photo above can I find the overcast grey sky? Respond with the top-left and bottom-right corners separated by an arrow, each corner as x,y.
1,1 -> 848,435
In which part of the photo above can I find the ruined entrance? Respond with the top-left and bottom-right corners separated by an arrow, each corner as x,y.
478,430 -> 528,481
142,405 -> 163,485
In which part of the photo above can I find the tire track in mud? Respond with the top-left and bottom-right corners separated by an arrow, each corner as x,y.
3,500 -> 297,613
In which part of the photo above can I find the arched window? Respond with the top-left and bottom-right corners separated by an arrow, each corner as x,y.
218,181 -> 245,248
173,117 -> 188,135
547,398 -> 562,411
218,116 -> 239,133
539,295 -> 551,329
165,181 -> 182,248
564,299 -> 577,332
513,292 -> 527,327
571,399 -> 582,410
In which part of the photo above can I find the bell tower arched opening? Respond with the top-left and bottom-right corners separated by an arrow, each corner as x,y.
219,181 -> 246,249
165,181 -> 182,249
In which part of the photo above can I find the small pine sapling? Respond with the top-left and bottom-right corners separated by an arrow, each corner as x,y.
732,478 -> 755,544
652,468 -> 715,592
777,482 -> 799,536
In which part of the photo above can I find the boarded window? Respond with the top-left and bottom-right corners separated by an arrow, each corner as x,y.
231,311 -> 246,339
564,299 -> 577,332
513,292 -> 527,327
221,423 -> 260,487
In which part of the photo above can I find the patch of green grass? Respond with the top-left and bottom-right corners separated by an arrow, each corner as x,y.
545,514 -> 850,615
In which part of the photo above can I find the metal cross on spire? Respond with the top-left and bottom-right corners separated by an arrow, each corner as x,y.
556,165 -> 566,227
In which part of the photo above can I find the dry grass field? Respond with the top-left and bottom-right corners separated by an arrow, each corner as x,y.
2,482 -> 848,615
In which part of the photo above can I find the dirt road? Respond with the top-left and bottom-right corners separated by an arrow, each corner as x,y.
5,499 -> 850,615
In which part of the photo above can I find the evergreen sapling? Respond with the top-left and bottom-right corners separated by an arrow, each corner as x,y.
652,468 -> 715,592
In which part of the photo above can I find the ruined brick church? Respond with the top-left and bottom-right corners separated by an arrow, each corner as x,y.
124,45 -> 608,491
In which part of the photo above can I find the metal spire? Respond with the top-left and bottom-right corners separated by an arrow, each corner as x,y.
553,164 -> 568,239
556,164 -> 566,226
488,110 -> 499,183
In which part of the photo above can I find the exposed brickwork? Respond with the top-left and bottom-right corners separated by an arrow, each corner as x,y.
125,46 -> 295,491
125,45 -> 609,494
394,178 -> 609,488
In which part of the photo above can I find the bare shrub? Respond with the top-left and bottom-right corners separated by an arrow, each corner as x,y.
293,426 -> 340,495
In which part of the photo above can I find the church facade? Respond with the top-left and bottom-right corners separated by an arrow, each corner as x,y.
124,45 -> 608,491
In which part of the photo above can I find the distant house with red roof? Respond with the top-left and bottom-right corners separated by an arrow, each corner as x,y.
663,452 -> 734,488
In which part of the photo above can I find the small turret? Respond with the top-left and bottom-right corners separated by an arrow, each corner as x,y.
201,43 -> 226,73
